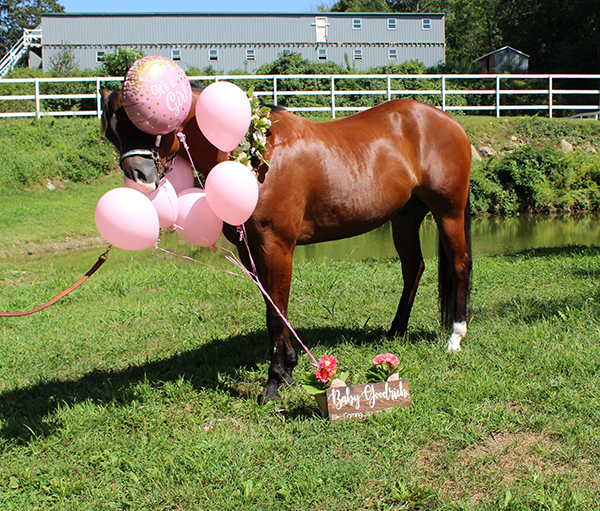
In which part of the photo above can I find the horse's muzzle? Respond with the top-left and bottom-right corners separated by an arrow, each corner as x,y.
120,149 -> 162,194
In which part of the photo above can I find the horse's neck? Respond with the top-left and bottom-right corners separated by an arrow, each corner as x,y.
180,123 -> 225,176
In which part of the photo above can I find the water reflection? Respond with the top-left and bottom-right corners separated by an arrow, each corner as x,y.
5,214 -> 600,270
294,213 -> 600,262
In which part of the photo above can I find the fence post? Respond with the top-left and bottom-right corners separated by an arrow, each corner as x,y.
387,75 -> 391,102
35,79 -> 41,119
331,75 -> 335,119
548,76 -> 553,119
495,75 -> 501,118
273,76 -> 278,106
442,75 -> 446,111
96,78 -> 102,118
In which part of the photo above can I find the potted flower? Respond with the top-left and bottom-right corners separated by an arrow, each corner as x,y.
364,352 -> 420,383
297,353 -> 348,414
364,353 -> 401,383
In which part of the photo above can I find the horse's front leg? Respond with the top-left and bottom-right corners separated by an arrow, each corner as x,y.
259,241 -> 298,401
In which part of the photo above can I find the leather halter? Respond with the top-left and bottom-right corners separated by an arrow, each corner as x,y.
119,136 -> 177,180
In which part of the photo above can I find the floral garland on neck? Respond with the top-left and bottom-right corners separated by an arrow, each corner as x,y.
229,91 -> 273,173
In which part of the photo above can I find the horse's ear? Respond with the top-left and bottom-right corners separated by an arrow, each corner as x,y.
124,57 -> 132,78
99,87 -> 111,102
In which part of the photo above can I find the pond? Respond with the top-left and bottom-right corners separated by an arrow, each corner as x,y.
4,214 -> 600,280
293,214 -> 600,262
5,214 -> 600,272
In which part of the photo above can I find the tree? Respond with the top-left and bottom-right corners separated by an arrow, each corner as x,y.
445,0 -> 502,63
98,47 -> 145,77
330,0 -> 395,11
497,0 -> 600,73
48,46 -> 79,76
0,0 -> 63,55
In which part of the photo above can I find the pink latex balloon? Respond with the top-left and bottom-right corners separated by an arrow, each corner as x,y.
195,81 -> 252,152
165,158 -> 195,194
205,161 -> 259,226
148,178 -> 179,228
176,188 -> 223,247
95,188 -> 159,251
123,55 -> 192,135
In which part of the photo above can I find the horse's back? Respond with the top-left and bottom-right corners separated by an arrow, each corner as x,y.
260,99 -> 471,244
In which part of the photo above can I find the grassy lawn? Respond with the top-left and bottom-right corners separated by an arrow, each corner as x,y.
1,181 -> 600,508
1,115 -> 600,509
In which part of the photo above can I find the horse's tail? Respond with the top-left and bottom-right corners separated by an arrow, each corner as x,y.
438,193 -> 472,330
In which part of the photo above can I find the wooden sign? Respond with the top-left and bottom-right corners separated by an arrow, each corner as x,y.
325,379 -> 411,422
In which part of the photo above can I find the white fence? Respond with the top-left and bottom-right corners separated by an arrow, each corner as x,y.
0,73 -> 599,119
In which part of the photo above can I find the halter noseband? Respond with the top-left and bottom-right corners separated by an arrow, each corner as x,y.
119,135 -> 177,181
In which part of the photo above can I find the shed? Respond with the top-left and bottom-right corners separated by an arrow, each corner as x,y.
474,46 -> 529,73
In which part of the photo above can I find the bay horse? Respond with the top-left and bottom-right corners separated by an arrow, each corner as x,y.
100,87 -> 472,400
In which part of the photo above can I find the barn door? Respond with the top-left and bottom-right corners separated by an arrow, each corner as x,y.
314,17 -> 328,42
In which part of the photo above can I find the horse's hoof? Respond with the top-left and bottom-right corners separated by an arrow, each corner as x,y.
282,371 -> 296,386
258,381 -> 280,403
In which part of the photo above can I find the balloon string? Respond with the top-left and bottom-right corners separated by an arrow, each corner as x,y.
153,242 -> 243,279
214,243 -> 319,369
203,417 -> 242,431
170,133 -> 318,368
153,236 -> 319,369
176,132 -> 205,189
237,225 -> 257,276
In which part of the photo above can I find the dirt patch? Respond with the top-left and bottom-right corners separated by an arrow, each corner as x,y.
413,430 -> 597,506
0,237 -> 106,261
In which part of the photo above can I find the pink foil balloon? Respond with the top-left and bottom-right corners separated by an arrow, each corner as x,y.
165,158 -> 195,194
123,55 -> 192,135
205,161 -> 259,226
176,188 -> 223,247
148,178 -> 179,228
195,81 -> 252,152
95,188 -> 159,251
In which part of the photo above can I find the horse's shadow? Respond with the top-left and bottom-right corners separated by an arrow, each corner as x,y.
0,325 -> 436,443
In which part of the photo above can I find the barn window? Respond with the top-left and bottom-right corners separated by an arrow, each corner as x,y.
318,48 -> 327,60
96,51 -> 105,63
209,49 -> 218,61
171,49 -> 181,61
422,18 -> 431,30
388,18 -> 397,30
353,19 -> 362,30
388,48 -> 397,60
283,49 -> 293,56
353,49 -> 362,60
246,49 -> 255,61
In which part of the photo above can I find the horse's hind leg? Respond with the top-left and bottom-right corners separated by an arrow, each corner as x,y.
436,205 -> 472,351
388,199 -> 429,337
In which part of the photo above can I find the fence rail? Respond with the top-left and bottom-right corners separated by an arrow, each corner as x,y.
0,73 -> 599,120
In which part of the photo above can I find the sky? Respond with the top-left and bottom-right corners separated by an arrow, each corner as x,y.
58,0 -> 325,14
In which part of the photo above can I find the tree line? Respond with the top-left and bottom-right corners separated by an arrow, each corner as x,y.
0,0 -> 598,73
321,0 -> 600,73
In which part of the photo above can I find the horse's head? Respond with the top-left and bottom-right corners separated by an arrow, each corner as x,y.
100,88 -> 180,194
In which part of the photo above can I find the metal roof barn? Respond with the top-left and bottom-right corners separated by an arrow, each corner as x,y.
36,12 -> 445,73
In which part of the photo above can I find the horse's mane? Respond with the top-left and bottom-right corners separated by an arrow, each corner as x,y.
189,83 -> 287,113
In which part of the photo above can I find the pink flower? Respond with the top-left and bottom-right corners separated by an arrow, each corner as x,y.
314,353 -> 338,383
373,353 -> 399,367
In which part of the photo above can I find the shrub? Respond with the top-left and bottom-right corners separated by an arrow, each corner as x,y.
470,146 -> 600,214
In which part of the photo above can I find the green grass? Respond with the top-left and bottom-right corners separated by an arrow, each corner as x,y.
2,234 -> 600,509
0,174 -> 122,258
1,116 -> 600,509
